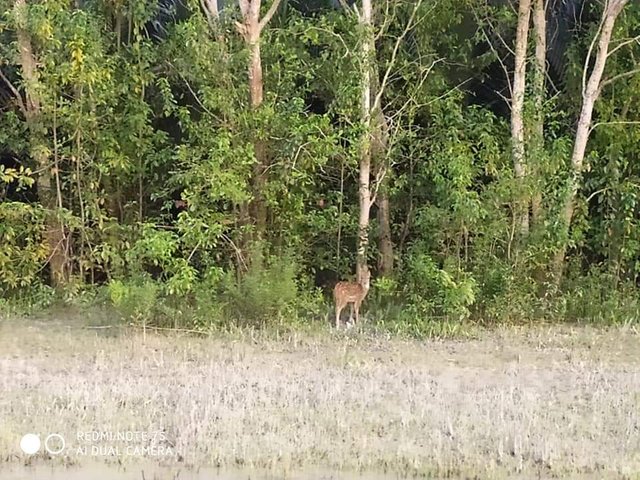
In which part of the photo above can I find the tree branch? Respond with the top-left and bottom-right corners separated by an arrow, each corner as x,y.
0,67 -> 27,116
165,61 -> 216,118
235,20 -> 248,40
607,34 -> 640,58
371,0 -> 423,112
369,160 -> 388,207
201,0 -> 219,30
582,7 -> 606,97
375,0 -> 394,42
483,12 -> 515,57
258,0 -> 283,32
600,67 -> 640,89
589,120 -> 640,135
472,6 -> 513,99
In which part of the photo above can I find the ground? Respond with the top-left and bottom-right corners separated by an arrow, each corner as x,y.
0,311 -> 639,479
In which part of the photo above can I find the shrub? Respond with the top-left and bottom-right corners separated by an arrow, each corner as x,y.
0,202 -> 48,293
221,251 -> 300,325
556,268 -> 640,325
403,251 -> 477,321
108,277 -> 159,325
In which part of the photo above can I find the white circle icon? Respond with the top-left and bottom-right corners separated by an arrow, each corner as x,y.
44,433 -> 65,455
20,434 -> 41,455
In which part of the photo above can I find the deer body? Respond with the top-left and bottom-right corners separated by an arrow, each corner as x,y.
333,269 -> 371,329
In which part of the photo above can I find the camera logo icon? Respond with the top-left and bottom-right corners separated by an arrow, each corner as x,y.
20,433 -> 65,455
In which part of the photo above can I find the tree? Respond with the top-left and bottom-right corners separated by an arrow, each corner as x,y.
11,0 -> 70,287
234,0 -> 283,240
348,0 -> 425,281
551,0 -> 631,282
355,0 -> 374,282
530,0 -> 546,226
511,0 -> 532,236
374,107 -> 393,276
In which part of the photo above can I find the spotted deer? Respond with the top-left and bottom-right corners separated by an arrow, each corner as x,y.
333,268 -> 371,329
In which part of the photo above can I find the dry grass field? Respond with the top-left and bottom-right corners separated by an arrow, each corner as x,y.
0,312 -> 639,479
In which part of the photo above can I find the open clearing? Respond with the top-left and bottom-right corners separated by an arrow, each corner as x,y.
0,313 -> 639,479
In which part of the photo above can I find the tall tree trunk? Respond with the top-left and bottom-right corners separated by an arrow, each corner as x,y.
356,0 -> 373,282
550,0 -> 629,283
14,0 -> 69,288
234,0 -> 281,245
377,189 -> 393,275
530,0 -> 546,226
352,0 -> 423,279
511,0 -> 532,237
247,37 -> 268,236
372,95 -> 392,276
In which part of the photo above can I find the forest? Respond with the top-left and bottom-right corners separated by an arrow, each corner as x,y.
0,0 -> 639,332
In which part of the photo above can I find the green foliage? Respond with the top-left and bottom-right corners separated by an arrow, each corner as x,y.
0,164 -> 35,192
221,251 -> 300,324
402,250 -> 477,321
0,282 -> 56,317
476,264 -> 538,324
184,267 -> 227,330
0,0 -> 639,332
0,202 -> 48,292
555,268 -> 640,325
103,250 -> 323,331
108,277 -> 159,324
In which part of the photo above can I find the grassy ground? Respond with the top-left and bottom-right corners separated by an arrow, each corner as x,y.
0,310 -> 639,479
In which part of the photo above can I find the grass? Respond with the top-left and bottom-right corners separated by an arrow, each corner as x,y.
0,310 -> 639,479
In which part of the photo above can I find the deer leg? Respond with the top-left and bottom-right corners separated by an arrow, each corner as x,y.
335,304 -> 342,329
355,301 -> 360,325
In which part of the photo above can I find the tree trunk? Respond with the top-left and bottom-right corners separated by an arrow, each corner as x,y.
530,0 -> 546,226
511,0 -> 532,237
355,0 -> 424,279
202,0 -> 219,26
356,0 -> 373,282
234,0 -> 281,244
247,38 -> 268,236
372,89 -> 392,276
550,0 -> 629,283
377,190 -> 393,275
15,0 -> 69,288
